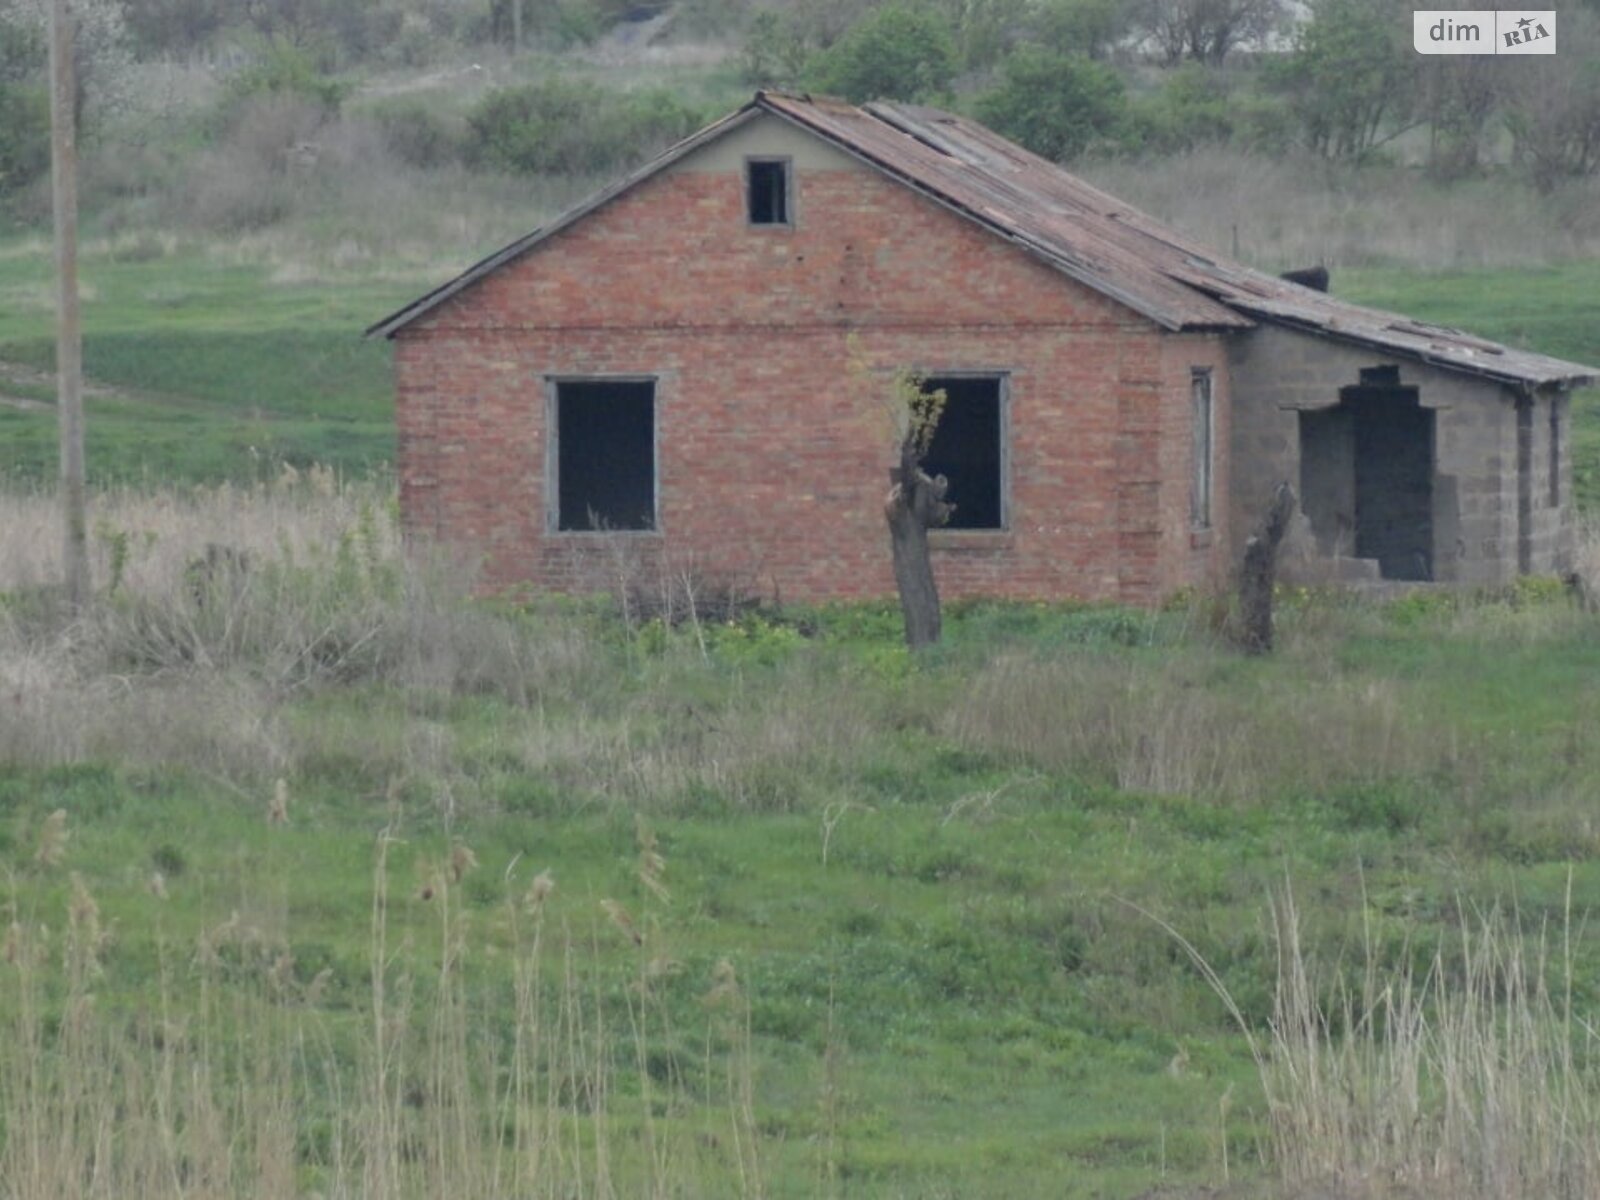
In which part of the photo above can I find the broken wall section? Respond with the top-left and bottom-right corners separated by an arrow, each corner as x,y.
1228,324 -> 1574,588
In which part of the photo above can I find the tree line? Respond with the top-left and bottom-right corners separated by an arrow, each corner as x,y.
1,0 -> 1598,210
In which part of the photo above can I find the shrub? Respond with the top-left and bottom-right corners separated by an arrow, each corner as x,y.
974,47 -> 1125,162
810,3 -> 958,104
1127,65 -> 1236,153
740,9 -> 812,87
186,94 -> 326,231
222,41 -> 350,120
372,99 -> 465,170
0,82 -> 48,199
466,78 -> 703,176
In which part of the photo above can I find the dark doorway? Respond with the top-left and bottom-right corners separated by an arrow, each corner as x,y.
1299,381 -> 1435,581
920,376 -> 1004,529
555,380 -> 655,531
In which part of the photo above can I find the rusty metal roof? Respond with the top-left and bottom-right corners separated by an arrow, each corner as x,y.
369,92 -> 1597,387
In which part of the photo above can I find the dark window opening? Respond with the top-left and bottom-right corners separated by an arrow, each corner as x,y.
1299,384 -> 1435,581
1191,369 -> 1213,529
920,376 -> 1004,530
747,159 -> 789,226
555,380 -> 655,532
1550,399 -> 1562,507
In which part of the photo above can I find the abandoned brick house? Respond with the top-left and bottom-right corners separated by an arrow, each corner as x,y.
369,91 -> 1596,603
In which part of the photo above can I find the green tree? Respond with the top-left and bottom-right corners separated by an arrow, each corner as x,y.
936,0 -> 1030,71
1267,0 -> 1416,159
740,9 -> 812,87
467,77 -> 703,175
1501,13 -> 1600,191
811,4 -> 958,104
974,46 -> 1125,161
1135,0 -> 1283,65
121,0 -> 228,55
2,0 -> 133,130
1419,57 -> 1498,178
1029,0 -> 1130,60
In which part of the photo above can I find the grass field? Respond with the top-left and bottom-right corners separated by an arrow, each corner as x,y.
0,240 -> 423,485
3,496 -> 1600,1196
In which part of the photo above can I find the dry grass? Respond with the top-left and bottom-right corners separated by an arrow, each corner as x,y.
1575,516 -> 1600,608
1080,148 -> 1600,271
0,818 -> 765,1200
4,486 -> 1600,815
945,651 -> 1445,805
0,468 -> 385,595
1258,884 -> 1600,1199
0,479 -> 595,782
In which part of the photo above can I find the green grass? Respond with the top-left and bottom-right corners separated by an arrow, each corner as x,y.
0,245 -> 424,484
8,589 -> 1600,1195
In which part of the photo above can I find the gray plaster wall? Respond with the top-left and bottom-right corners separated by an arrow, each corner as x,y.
1226,323 -> 1574,586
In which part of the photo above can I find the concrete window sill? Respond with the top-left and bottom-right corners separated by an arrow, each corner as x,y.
1190,528 -> 1215,549
929,530 -> 1015,552
546,530 -> 665,540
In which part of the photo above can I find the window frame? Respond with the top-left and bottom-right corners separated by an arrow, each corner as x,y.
744,156 -> 794,229
544,374 -> 661,536
1190,368 -> 1214,531
919,370 -> 1011,534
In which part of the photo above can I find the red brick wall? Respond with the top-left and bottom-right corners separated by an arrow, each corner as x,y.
393,151 -> 1232,605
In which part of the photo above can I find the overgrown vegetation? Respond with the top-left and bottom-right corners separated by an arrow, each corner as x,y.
4,485 -> 1600,1194
0,1 -> 1598,1193
0,0 -> 1596,242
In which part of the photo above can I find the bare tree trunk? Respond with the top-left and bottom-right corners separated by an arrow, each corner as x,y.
885,438 -> 952,650
1236,482 -> 1296,655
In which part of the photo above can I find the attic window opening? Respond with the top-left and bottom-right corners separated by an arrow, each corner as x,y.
920,375 -> 1005,530
746,158 -> 790,226
552,379 -> 656,532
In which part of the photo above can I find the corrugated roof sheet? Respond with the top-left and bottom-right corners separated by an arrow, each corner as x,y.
369,91 -> 1597,388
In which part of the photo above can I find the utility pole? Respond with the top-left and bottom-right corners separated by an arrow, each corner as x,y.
512,0 -> 523,55
49,0 -> 88,610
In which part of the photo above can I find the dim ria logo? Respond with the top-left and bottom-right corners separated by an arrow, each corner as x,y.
1414,10 -> 1556,53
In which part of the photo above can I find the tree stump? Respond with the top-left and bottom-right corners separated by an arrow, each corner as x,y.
885,436 -> 953,650
1236,482 -> 1296,655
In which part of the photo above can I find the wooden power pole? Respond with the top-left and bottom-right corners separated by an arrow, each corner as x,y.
49,0 -> 89,609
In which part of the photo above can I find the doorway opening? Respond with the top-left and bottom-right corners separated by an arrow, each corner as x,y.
1299,371 -> 1435,581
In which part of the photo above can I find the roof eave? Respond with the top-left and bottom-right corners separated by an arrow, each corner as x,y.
1250,310 -> 1597,389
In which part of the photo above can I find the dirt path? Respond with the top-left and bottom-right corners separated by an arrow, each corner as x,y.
0,358 -> 141,411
